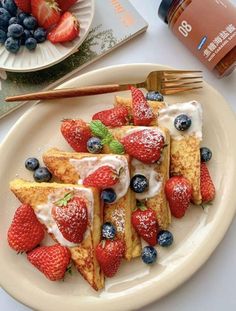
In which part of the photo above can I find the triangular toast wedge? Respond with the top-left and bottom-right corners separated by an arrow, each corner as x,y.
43,150 -> 141,260
115,96 -> 202,205
10,179 -> 104,291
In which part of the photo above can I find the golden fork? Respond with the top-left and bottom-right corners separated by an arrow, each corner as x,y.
5,70 -> 203,102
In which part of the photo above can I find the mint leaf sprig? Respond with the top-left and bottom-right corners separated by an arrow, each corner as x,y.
89,120 -> 124,155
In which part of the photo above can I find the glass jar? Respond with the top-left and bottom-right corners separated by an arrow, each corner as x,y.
158,0 -> 236,78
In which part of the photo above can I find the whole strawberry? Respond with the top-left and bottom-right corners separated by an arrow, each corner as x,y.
61,118 -> 92,152
200,163 -> 215,203
31,0 -> 61,29
27,244 -> 71,281
52,193 -> 88,244
165,176 -> 193,218
96,239 -> 125,277
92,106 -> 129,128
130,86 -> 154,126
7,204 -> 45,252
131,204 -> 158,246
56,0 -> 77,12
83,165 -> 119,188
14,0 -> 31,13
122,129 -> 165,164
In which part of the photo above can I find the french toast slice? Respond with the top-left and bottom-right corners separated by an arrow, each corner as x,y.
10,179 -> 104,291
115,96 -> 202,205
43,149 -> 141,260
108,126 -> 171,230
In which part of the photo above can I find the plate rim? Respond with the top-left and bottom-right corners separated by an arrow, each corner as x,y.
0,0 -> 95,73
1,63 -> 236,311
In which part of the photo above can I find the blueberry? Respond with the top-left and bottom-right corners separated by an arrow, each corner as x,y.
146,91 -> 164,102
157,230 -> 173,247
0,29 -> 7,43
2,0 -> 17,16
33,167 -> 52,182
4,37 -> 20,53
130,175 -> 149,193
200,147 -> 212,162
8,23 -> 24,38
0,8 -> 11,29
25,37 -> 37,50
101,188 -> 117,203
141,246 -> 157,265
17,12 -> 29,24
87,137 -> 103,154
9,17 -> 18,25
102,222 -> 116,239
21,29 -> 31,45
25,157 -> 40,171
23,16 -> 37,30
33,27 -> 47,43
174,114 -> 192,131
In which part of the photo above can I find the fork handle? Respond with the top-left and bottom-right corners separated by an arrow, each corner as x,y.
5,84 -> 130,102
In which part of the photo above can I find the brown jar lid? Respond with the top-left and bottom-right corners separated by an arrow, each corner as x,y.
158,0 -> 175,24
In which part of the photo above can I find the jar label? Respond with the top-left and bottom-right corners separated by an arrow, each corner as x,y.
172,0 -> 236,70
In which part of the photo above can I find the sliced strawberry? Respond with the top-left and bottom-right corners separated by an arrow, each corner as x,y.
52,192 -> 88,244
7,204 -> 45,252
122,129 -> 165,164
27,244 -> 71,281
31,0 -> 61,30
96,239 -> 125,277
165,176 -> 193,218
130,86 -> 154,126
61,118 -> 92,152
92,106 -> 129,128
83,165 -> 119,188
56,0 -> 77,12
200,163 -> 215,203
15,0 -> 31,13
47,11 -> 79,43
131,203 -> 158,246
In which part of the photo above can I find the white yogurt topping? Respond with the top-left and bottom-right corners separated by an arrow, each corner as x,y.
158,101 -> 203,140
70,155 -> 130,202
131,159 -> 162,200
35,187 -> 94,248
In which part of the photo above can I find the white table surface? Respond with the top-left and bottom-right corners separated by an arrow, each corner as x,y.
1,1 -> 236,310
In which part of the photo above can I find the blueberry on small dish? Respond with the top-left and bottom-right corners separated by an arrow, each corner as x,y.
146,91 -> 164,102
25,37 -> 37,50
102,222 -> 116,240
200,147 -> 212,162
157,230 -> 173,247
141,246 -> 157,264
4,37 -> 20,53
33,167 -> 52,182
130,175 -> 149,193
25,157 -> 40,171
174,114 -> 192,131
101,188 -> 117,204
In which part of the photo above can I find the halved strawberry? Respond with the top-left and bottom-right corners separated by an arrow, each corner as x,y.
31,0 -> 61,30
200,163 -> 215,203
47,11 -> 79,43
15,0 -> 31,13
92,106 -> 129,128
56,0 -> 77,12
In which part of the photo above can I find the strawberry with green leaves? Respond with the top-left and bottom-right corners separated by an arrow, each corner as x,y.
165,176 -> 193,218
31,0 -> 61,29
52,192 -> 88,244
131,202 -> 159,246
92,106 -> 129,128
7,204 -> 45,252
96,239 -> 125,277
27,244 -> 71,281
122,128 -> 165,164
200,163 -> 215,203
130,86 -> 154,126
83,166 -> 119,188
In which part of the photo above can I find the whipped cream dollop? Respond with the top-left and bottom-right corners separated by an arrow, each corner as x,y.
131,159 -> 162,200
70,155 -> 130,202
35,187 -> 94,248
158,100 -> 203,140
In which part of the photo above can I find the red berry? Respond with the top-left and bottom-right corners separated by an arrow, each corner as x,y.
92,106 -> 129,128
14,0 -> 31,13
165,176 -> 193,218
95,239 -> 125,277
61,118 -> 92,152
27,244 -> 71,281
7,204 -> 45,252
56,0 -> 77,12
122,129 -> 165,164
130,86 -> 154,126
83,165 -> 119,188
47,11 -> 79,43
200,163 -> 215,203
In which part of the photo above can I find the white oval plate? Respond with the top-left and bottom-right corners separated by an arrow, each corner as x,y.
0,64 -> 236,311
0,0 -> 94,72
